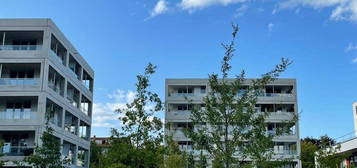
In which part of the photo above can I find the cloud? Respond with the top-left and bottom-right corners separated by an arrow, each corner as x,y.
92,90 -> 135,128
278,0 -> 357,22
179,0 -> 248,11
352,57 -> 357,63
234,4 -> 249,18
150,0 -> 169,17
346,42 -> 357,51
330,0 -> 357,21
268,22 -> 274,32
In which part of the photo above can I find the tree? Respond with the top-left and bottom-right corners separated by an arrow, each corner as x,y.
25,111 -> 63,168
301,141 -> 318,168
0,140 -> 4,167
186,24 -> 296,168
160,137 -> 187,168
90,141 -> 104,168
301,135 -> 349,168
103,63 -> 164,167
315,137 -> 349,168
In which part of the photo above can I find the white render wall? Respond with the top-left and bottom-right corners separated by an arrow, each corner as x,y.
0,19 -> 93,168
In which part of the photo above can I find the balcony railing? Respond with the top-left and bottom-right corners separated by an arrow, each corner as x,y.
261,93 -> 294,97
169,93 -> 195,97
0,45 -> 42,51
0,146 -> 35,156
67,97 -> 79,108
275,149 -> 297,155
0,111 -> 36,120
48,82 -> 63,95
50,50 -> 65,64
0,78 -> 40,86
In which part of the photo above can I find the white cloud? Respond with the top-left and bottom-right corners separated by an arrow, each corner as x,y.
330,0 -> 357,21
234,4 -> 249,18
92,90 -> 135,128
150,0 -> 169,17
279,0 -> 347,9
346,42 -> 357,51
268,22 -> 274,32
278,0 -> 357,22
352,57 -> 357,63
180,0 -> 248,11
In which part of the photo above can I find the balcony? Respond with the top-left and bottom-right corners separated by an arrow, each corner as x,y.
0,131 -> 36,157
81,95 -> 92,116
77,147 -> 89,167
82,70 -> 93,92
62,140 -> 76,165
0,63 -> 41,90
259,85 -> 295,102
69,54 -> 82,80
67,82 -> 80,108
50,35 -> 67,66
0,146 -> 34,156
0,96 -> 38,122
46,99 -> 63,127
0,31 -> 43,52
79,121 -> 90,141
0,111 -> 37,120
64,111 -> 78,136
48,66 -> 65,96
273,142 -> 297,156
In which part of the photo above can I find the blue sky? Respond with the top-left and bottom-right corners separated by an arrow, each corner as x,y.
2,0 -> 357,139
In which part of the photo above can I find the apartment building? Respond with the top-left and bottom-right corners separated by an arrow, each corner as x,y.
0,19 -> 94,167
165,78 -> 301,168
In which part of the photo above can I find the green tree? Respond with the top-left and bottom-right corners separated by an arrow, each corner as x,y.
315,138 -> 349,168
301,141 -> 318,168
160,137 -> 187,168
186,24 -> 296,168
25,111 -> 63,168
103,63 -> 164,167
0,140 -> 4,167
90,141 -> 104,168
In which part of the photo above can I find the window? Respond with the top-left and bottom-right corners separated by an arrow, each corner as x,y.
200,86 -> 206,94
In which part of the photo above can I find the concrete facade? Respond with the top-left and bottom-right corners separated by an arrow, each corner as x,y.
0,19 -> 94,168
165,78 -> 301,168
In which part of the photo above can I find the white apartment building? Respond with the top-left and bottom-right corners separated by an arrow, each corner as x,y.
165,78 -> 301,168
0,19 -> 94,168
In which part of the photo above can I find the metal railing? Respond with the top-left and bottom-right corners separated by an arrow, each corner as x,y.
0,111 -> 36,120
0,45 -> 42,51
0,78 -> 40,86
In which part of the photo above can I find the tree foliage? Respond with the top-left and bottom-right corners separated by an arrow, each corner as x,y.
301,135 -> 349,168
0,140 -> 4,167
25,112 -> 63,168
186,24 -> 295,168
301,141 -> 318,168
100,63 -> 165,168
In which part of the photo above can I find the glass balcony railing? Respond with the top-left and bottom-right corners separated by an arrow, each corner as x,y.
169,93 -> 195,97
261,93 -> 293,97
0,111 -> 36,120
0,78 -> 40,86
0,45 -> 42,51
50,50 -> 65,64
0,146 -> 35,156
